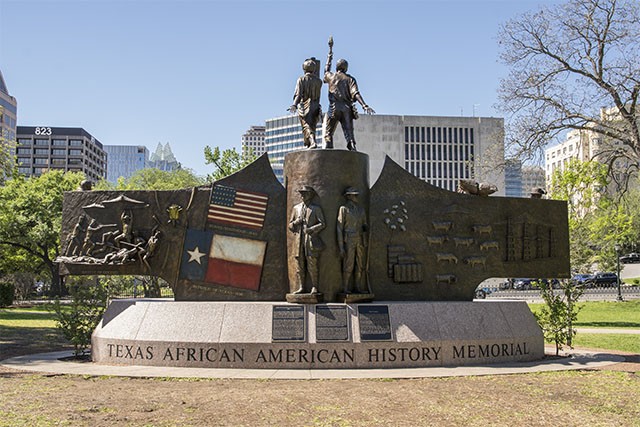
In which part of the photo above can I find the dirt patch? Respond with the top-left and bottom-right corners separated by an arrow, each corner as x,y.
1,328 -> 639,426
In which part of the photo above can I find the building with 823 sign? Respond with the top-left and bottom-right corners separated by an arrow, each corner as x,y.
16,126 -> 106,182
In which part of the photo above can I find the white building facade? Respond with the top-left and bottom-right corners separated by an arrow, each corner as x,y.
241,125 -> 266,157
265,114 -> 505,194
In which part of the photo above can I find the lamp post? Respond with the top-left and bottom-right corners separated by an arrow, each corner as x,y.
614,244 -> 624,302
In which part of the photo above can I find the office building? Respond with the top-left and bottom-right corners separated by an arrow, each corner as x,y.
504,159 -> 523,197
15,126 -> 106,182
265,114 -> 505,194
544,129 -> 593,184
522,165 -> 546,196
148,142 -> 180,171
104,145 -> 149,183
241,125 -> 266,156
0,69 -> 17,149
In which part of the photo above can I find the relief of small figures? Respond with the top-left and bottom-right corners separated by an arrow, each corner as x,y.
65,214 -> 88,256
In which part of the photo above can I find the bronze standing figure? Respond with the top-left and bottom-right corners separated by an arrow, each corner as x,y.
289,58 -> 323,149
337,187 -> 369,293
323,36 -> 375,151
289,185 -> 326,294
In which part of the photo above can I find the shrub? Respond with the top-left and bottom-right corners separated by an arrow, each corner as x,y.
534,279 -> 583,356
51,279 -> 108,356
0,282 -> 14,307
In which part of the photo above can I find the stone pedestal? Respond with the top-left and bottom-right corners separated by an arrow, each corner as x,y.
284,150 -> 370,302
92,299 -> 544,369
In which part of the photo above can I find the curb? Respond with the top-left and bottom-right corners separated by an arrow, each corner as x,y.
1,349 -> 625,380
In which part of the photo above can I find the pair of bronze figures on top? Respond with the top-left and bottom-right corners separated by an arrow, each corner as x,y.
289,37 -> 375,151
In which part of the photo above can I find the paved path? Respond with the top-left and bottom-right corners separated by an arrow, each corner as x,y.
0,349 -> 625,380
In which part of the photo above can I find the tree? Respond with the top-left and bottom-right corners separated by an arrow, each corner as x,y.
549,158 -> 634,271
51,277 -> 108,356
0,171 -> 84,296
0,121 -> 16,185
534,279 -> 584,356
204,146 -> 257,181
498,0 -> 640,190
95,167 -> 205,191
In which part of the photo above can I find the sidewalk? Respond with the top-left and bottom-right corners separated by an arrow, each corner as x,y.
0,349 -> 626,380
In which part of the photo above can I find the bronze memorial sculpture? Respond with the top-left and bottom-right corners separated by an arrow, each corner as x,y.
56,37 -> 571,370
288,185 -> 326,297
289,58 -> 323,149
337,187 -> 370,295
323,36 -> 375,151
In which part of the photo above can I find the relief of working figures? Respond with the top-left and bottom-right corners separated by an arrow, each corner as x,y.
59,199 -> 163,271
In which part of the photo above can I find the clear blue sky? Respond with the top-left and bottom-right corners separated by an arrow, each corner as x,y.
0,0 -> 558,177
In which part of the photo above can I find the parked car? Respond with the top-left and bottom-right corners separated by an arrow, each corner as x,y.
512,278 -> 540,290
512,278 -> 559,290
584,272 -> 619,287
620,253 -> 640,263
572,273 -> 594,286
474,286 -> 492,299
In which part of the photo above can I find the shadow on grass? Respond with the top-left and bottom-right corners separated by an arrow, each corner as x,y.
0,310 -> 57,322
574,321 -> 640,328
0,325 -> 70,361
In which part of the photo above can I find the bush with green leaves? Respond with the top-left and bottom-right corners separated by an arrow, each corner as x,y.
0,281 -> 14,307
51,278 -> 108,356
534,279 -> 584,356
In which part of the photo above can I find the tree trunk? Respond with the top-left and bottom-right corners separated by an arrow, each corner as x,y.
143,276 -> 161,298
47,260 -> 66,297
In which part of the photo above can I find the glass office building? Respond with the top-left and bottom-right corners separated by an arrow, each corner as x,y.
104,145 -> 149,183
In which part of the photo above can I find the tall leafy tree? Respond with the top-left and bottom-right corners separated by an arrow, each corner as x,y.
498,0 -> 640,190
204,146 -> 257,181
549,159 -> 634,271
0,128 -> 16,185
95,167 -> 205,191
0,171 -> 84,296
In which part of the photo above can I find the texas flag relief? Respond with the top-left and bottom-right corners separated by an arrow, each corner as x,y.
207,184 -> 268,231
179,229 -> 267,291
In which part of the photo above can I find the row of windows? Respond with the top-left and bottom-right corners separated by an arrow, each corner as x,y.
404,126 -> 475,144
404,142 -> 474,162
17,137 -> 105,158
405,161 -> 471,181
1,114 -> 16,128
0,97 -> 17,115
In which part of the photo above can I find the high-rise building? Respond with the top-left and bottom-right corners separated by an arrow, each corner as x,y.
544,129 -> 593,184
504,159 -> 523,197
0,69 -> 17,150
104,145 -> 149,183
522,165 -> 546,196
241,125 -> 266,157
148,142 -> 180,171
265,114 -> 505,194
15,126 -> 106,182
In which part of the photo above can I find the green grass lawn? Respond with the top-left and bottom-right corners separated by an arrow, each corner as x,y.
572,334 -> 639,353
529,300 -> 640,328
528,300 -> 640,353
0,306 -> 58,328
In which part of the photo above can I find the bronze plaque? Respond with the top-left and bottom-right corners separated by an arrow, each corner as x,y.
272,305 -> 306,342
358,305 -> 392,341
315,305 -> 349,342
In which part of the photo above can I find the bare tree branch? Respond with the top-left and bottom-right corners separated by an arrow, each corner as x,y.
498,0 -> 640,192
